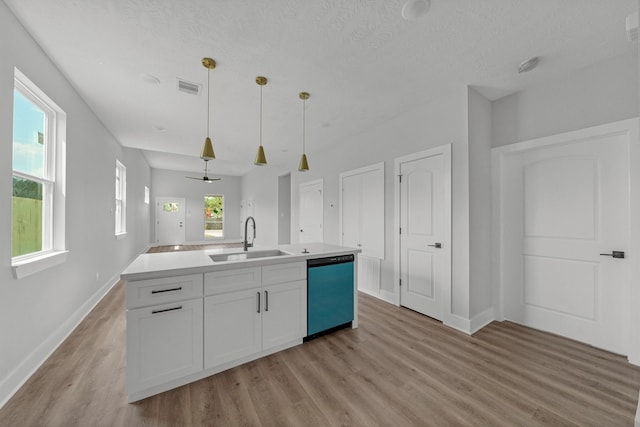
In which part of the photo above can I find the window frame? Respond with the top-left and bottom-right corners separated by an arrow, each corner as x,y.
115,160 -> 127,238
11,68 -> 67,279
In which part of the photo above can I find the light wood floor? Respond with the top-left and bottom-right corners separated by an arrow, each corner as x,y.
1,282 -> 639,427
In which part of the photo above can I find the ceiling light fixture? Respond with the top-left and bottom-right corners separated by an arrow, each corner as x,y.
401,0 -> 430,21
200,57 -> 216,160
298,92 -> 310,172
518,56 -> 539,74
254,76 -> 268,166
185,159 -> 221,183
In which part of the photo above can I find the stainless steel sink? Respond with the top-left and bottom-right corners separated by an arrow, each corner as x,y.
209,249 -> 291,262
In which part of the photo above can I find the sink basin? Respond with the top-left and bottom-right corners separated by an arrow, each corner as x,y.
209,249 -> 291,262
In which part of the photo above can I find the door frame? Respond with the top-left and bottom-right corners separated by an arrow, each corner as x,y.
155,196 -> 186,245
492,117 -> 640,364
394,144 -> 452,324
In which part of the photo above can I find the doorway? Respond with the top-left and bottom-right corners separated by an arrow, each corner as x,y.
394,145 -> 452,321
156,197 -> 186,245
494,119 -> 637,356
278,173 -> 291,245
299,179 -> 323,244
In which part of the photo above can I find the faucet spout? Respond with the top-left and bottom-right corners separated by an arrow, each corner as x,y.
243,216 -> 256,251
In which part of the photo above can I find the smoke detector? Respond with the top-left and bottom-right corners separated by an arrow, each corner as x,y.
626,11 -> 638,42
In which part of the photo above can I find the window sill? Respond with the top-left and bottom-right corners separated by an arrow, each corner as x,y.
12,250 -> 69,280
115,232 -> 128,240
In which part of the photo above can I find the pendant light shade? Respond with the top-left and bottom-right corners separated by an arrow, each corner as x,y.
201,137 -> 215,160
254,76 -> 268,165
298,92 -> 310,172
201,57 -> 216,160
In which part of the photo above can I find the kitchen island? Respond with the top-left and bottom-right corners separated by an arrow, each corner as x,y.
121,243 -> 359,402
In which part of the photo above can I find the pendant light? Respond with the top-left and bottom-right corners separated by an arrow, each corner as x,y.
254,76 -> 268,165
200,57 -> 216,160
298,92 -> 310,172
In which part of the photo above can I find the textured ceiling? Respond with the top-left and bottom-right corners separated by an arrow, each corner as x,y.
4,0 -> 637,176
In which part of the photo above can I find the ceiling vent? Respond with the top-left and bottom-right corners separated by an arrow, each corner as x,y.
176,78 -> 202,95
626,11 -> 638,42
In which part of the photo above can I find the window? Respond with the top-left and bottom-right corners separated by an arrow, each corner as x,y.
144,186 -> 150,204
115,160 -> 127,237
204,195 -> 224,239
12,68 -> 67,279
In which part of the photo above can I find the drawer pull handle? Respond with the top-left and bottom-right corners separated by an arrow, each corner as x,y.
152,305 -> 183,314
151,286 -> 183,294
257,292 -> 261,313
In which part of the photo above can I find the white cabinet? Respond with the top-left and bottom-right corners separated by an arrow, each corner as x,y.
262,280 -> 306,349
203,262 -> 306,370
340,162 -> 384,259
204,288 -> 261,367
126,275 -> 203,400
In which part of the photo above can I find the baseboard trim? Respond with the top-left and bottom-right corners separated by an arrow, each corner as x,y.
0,273 -> 122,409
470,308 -> 495,334
445,314 -> 472,334
358,288 -> 394,305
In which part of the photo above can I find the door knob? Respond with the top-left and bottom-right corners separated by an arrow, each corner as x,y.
600,251 -> 625,259
428,243 -> 442,249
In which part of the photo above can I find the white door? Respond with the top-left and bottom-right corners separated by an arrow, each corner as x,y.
398,151 -> 447,320
156,197 -> 186,245
299,180 -> 323,243
503,133 -> 629,355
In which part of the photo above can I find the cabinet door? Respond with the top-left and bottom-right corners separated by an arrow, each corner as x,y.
204,288 -> 262,369
262,280 -> 307,350
127,298 -> 203,393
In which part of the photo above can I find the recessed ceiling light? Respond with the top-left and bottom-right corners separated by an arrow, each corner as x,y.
402,0 -> 430,21
518,57 -> 540,74
140,73 -> 161,85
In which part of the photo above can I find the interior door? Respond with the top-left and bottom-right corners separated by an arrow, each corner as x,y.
156,197 -> 186,245
399,153 -> 445,320
299,180 -> 323,244
503,133 -> 629,355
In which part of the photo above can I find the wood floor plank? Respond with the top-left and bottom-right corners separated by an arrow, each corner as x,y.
1,282 -> 639,427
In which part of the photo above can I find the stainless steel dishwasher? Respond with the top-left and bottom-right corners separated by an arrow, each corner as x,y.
306,254 -> 354,339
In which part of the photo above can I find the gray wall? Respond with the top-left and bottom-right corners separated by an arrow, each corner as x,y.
492,50 -> 638,147
150,168 -> 242,244
0,2 -> 150,406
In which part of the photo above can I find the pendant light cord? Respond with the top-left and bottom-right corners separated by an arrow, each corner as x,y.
259,83 -> 263,147
206,68 -> 210,137
302,97 -> 306,154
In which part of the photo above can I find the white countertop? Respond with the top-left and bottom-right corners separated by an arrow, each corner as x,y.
121,243 -> 361,281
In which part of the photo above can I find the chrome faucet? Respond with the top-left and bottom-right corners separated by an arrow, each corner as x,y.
243,216 -> 256,251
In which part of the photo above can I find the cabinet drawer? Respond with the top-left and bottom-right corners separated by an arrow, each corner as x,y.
262,261 -> 306,285
205,267 -> 261,296
126,274 -> 203,309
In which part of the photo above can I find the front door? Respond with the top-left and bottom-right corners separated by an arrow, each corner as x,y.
398,148 -> 449,320
502,130 -> 629,355
156,197 -> 186,245
299,180 -> 323,244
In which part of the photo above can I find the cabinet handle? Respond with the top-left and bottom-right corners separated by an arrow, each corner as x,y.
265,290 -> 269,312
152,305 -> 182,314
257,292 -> 261,313
151,286 -> 182,294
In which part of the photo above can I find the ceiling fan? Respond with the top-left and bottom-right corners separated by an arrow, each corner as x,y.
186,159 -> 220,183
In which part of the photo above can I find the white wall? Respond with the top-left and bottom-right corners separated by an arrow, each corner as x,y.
242,86 -> 473,320
493,50 -> 639,148
0,2 -> 150,407
467,87 -> 493,321
150,168 -> 242,244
